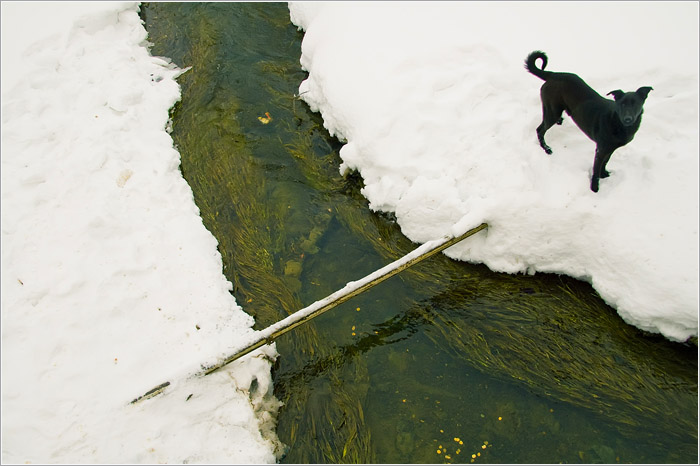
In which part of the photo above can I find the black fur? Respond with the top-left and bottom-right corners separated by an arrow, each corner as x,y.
525,51 -> 653,192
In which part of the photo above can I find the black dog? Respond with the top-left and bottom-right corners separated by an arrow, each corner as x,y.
525,51 -> 652,192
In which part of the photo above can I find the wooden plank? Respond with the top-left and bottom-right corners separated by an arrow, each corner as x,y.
131,222 -> 487,404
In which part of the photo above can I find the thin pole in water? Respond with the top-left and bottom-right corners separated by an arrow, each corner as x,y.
130,222 -> 487,405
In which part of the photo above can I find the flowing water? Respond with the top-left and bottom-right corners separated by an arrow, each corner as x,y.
140,3 -> 697,463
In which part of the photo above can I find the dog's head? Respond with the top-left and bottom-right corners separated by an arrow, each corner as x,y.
607,87 -> 653,127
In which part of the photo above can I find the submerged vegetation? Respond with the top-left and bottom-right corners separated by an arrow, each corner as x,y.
141,3 -> 697,463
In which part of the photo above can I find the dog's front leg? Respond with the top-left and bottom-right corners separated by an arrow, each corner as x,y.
591,147 -> 613,192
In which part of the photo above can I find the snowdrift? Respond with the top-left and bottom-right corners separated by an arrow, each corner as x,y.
289,1 -> 699,341
1,3 -> 281,462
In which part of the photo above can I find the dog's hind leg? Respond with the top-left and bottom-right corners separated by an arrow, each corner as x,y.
536,122 -> 552,154
536,106 -> 563,154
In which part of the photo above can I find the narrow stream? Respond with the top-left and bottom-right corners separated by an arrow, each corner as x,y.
140,3 -> 697,463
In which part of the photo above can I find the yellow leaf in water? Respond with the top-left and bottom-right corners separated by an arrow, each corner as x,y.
258,112 -> 272,124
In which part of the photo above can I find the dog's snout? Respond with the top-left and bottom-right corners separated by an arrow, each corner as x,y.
618,106 -> 640,126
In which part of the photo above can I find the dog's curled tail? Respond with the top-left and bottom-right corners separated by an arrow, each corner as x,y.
525,50 -> 552,81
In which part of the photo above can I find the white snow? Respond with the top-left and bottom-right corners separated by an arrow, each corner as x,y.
289,1 -> 699,342
2,2 -> 281,463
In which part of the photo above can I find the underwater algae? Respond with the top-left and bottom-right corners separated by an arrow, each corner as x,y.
141,4 -> 375,461
141,3 -> 697,463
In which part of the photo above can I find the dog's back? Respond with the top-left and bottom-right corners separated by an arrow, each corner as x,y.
525,51 -> 605,125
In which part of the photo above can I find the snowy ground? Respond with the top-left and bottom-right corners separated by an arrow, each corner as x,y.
289,1 -> 699,342
1,2 -> 281,463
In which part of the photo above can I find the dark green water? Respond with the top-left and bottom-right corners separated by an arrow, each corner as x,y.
140,3 -> 697,463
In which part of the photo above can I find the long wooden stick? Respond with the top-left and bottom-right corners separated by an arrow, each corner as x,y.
131,222 -> 487,404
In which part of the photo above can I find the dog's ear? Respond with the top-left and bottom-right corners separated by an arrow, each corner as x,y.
636,86 -> 653,99
607,90 -> 625,100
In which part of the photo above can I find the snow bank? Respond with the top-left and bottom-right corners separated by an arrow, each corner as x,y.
289,1 -> 699,341
1,2 -> 280,462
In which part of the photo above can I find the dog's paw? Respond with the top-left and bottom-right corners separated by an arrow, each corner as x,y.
544,146 -> 553,155
590,180 -> 599,192
600,169 -> 610,179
